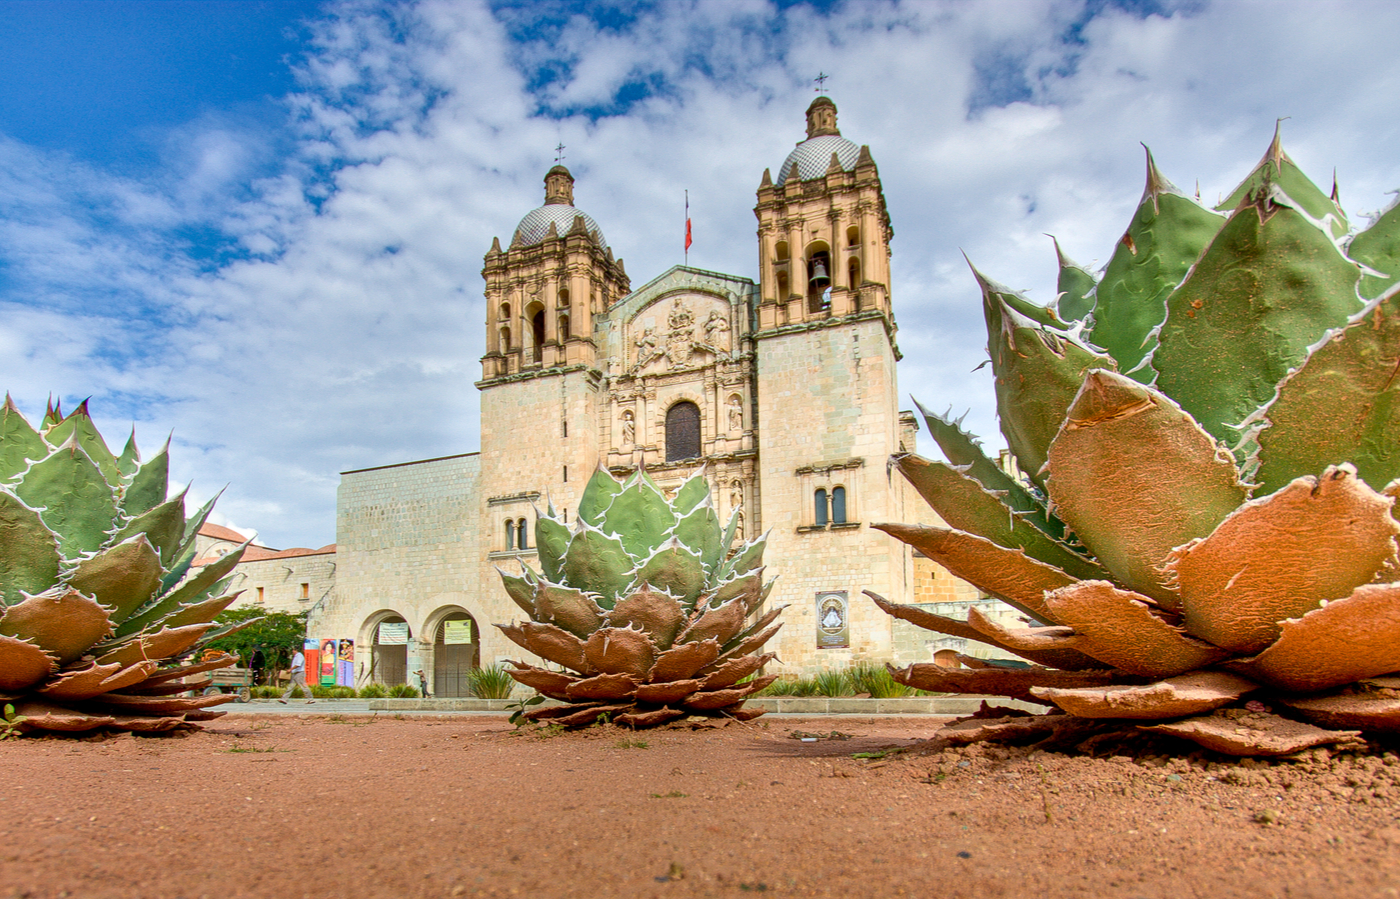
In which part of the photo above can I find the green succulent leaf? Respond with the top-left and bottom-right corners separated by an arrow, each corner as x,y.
0,488 -> 62,606
672,470 -> 710,515
631,540 -> 706,609
122,441 -> 169,518
577,466 -> 623,527
1154,190 -> 1363,446
1349,196 -> 1400,301
111,491 -> 187,567
115,428 -> 141,478
977,267 -> 1118,487
14,438 -> 119,560
1045,371 -> 1249,609
914,399 -> 1065,541
1218,126 -> 1348,239
48,402 -> 123,487
531,583 -> 605,639
535,515 -> 570,583
893,454 -> 1106,582
561,525 -> 633,609
117,540 -> 248,637
66,534 -> 163,623
605,474 -> 674,561
1052,237 -> 1098,324
671,501 -> 722,575
0,395 -> 50,484
1247,288 -> 1400,494
1087,148 -> 1224,380
718,533 -> 767,584
498,568 -> 536,618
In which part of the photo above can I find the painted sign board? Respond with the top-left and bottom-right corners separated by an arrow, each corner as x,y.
815,591 -> 849,649
443,620 -> 474,645
377,622 -> 409,645
320,638 -> 337,685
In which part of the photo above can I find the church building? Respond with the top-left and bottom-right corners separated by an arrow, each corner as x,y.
297,98 -> 986,693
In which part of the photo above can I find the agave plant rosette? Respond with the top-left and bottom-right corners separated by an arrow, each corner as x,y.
0,396 -> 252,734
873,128 -> 1400,755
496,465 -> 782,728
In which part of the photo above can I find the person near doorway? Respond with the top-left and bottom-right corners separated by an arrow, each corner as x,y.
248,645 -> 266,686
415,669 -> 430,699
278,649 -> 315,704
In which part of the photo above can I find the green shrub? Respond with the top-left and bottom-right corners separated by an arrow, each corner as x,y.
310,684 -> 337,699
812,669 -> 851,697
468,664 -> 516,699
250,686 -> 282,699
284,686 -> 309,700
387,683 -> 421,699
357,683 -> 389,699
847,662 -> 914,698
329,686 -> 357,699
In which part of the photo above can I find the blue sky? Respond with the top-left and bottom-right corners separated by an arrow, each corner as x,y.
2,0 -> 1398,548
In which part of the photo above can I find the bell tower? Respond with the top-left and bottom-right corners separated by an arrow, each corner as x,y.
754,97 -> 893,329
751,97 -> 910,667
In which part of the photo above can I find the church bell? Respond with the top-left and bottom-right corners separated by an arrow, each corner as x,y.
808,256 -> 831,291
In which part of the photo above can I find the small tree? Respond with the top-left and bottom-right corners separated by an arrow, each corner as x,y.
204,608 -> 308,685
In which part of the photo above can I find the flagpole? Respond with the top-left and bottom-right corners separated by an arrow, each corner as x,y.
684,190 -> 689,267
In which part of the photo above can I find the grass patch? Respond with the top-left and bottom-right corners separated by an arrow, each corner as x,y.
650,790 -> 687,799
357,683 -> 389,699
614,739 -> 649,749
387,683 -> 421,699
847,662 -> 916,698
224,745 -> 277,753
468,664 -> 516,699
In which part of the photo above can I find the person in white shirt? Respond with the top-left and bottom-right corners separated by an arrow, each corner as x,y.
278,649 -> 316,704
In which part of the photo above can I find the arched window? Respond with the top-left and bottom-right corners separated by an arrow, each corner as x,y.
831,486 -> 847,524
848,258 -> 861,290
558,287 -> 570,308
500,327 -> 511,351
775,240 -> 790,261
665,401 -> 701,462
506,520 -> 516,550
531,311 -> 546,363
516,518 -> 529,550
814,488 -> 829,527
806,245 -> 832,313
500,302 -> 511,321
847,225 -> 860,247
558,314 -> 570,341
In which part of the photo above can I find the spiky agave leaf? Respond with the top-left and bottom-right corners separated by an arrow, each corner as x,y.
873,133 -> 1400,755
498,465 -> 781,727
0,398 -> 252,734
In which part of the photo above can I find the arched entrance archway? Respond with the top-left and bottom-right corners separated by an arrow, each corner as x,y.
431,609 -> 480,698
369,614 -> 410,686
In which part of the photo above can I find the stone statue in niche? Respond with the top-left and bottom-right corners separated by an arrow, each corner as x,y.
733,511 -> 745,543
729,480 -> 743,509
727,396 -> 743,433
620,409 -> 635,446
703,309 -> 731,354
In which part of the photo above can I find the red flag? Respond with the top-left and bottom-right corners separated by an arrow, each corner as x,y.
685,217 -> 692,252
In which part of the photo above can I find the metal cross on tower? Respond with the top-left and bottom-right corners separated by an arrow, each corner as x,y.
554,142 -> 566,163
814,72 -> 830,94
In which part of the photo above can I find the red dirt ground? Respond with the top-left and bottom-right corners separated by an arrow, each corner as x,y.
2,713 -> 1399,898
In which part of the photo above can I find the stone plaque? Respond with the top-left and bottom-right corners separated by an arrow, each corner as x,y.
816,591 -> 849,649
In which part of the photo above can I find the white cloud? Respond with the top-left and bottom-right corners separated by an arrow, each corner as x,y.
2,0 -> 1399,547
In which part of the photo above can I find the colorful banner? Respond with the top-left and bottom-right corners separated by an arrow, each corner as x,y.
443,620 -> 474,645
320,638 -> 337,685
338,640 -> 355,687
377,622 -> 408,645
815,591 -> 849,649
303,638 -> 319,695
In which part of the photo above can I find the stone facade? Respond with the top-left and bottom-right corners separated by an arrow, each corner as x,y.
216,98 -> 1020,692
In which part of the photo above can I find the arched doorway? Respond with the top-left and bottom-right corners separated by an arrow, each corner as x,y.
433,612 -> 480,698
371,615 -> 410,686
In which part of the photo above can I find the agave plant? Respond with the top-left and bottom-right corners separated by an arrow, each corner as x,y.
0,396 -> 251,734
496,465 -> 782,728
873,127 -> 1400,755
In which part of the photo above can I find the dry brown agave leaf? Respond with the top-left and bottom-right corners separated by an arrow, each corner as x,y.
649,638 -> 721,682
1142,711 -> 1360,756
1046,370 -> 1249,610
1275,693 -> 1400,733
0,589 -> 114,665
681,675 -> 776,710
13,699 -> 116,733
39,659 -> 158,701
1170,465 -> 1400,654
1030,671 -> 1258,720
634,679 -> 704,704
939,713 -> 1070,745
564,673 -> 639,701
96,692 -> 233,715
605,585 -> 685,648
130,655 -> 237,687
676,598 -> 747,647
111,714 -> 192,733
615,707 -> 687,728
699,653 -> 775,690
94,623 -> 212,669
889,661 -> 1123,703
1044,580 -> 1230,678
871,523 -> 1072,622
583,627 -> 657,677
503,662 -> 579,700
1236,582 -> 1400,692
0,634 -> 56,691
533,584 -> 605,640
711,622 -> 783,668
497,622 -> 595,675
528,702 -> 630,727
868,590 -> 1099,670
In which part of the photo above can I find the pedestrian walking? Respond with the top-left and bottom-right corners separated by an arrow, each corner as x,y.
415,669 -> 430,699
278,648 -> 316,704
